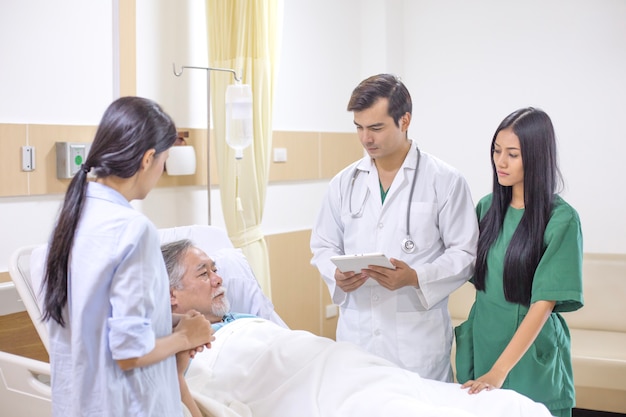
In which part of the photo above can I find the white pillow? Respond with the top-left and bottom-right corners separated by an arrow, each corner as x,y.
210,248 -> 288,328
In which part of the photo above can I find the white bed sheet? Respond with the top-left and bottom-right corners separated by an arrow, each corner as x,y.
186,318 -> 553,417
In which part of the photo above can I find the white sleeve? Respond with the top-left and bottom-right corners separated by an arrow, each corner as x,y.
413,172 -> 478,309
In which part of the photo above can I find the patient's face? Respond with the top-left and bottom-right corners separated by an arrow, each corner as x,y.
172,246 -> 231,323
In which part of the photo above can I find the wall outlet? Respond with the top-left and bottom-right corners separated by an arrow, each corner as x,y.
273,147 -> 287,163
325,304 -> 339,319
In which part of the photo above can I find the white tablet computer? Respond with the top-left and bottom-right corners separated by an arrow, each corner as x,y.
330,253 -> 395,272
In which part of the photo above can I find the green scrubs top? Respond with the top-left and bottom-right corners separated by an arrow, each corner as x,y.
455,194 -> 583,416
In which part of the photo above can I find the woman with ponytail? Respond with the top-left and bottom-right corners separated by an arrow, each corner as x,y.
42,97 -> 213,417
455,107 -> 583,417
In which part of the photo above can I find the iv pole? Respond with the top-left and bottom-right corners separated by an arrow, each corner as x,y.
173,63 -> 241,225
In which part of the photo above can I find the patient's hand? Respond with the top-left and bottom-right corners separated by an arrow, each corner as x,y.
174,310 -> 215,351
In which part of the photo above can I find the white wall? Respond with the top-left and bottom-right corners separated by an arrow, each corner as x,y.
272,0 -> 626,253
1,0 -> 625,272
0,0 -> 115,270
0,0 -> 113,124
133,0 -> 339,234
273,0 -> 361,132
136,0 -> 209,128
400,0 -> 626,253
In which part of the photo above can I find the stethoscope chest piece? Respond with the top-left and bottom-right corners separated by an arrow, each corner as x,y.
402,238 -> 416,254
349,146 -> 422,253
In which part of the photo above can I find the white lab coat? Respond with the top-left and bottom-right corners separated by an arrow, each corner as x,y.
310,141 -> 478,381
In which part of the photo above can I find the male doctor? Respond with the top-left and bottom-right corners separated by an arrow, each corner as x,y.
310,74 -> 478,382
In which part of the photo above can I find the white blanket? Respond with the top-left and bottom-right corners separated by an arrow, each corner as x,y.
186,318 -> 553,417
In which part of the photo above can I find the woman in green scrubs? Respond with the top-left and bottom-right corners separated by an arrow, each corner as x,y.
455,107 -> 583,417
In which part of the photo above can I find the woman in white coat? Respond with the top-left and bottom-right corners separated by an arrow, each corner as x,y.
310,74 -> 478,382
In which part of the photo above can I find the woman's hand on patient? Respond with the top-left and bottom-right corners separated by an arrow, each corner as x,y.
115,311 -> 213,372
461,369 -> 506,394
174,310 -> 215,350
462,300 -> 555,394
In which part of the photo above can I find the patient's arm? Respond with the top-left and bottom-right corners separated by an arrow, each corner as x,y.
172,312 -> 185,328
177,350 -> 203,417
462,299 -> 556,393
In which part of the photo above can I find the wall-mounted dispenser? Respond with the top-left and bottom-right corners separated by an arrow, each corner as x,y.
56,142 -> 90,179
166,146 -> 197,176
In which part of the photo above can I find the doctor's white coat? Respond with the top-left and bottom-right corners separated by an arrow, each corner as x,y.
310,141 -> 478,381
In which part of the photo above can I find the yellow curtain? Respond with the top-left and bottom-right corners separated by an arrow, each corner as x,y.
206,0 -> 283,297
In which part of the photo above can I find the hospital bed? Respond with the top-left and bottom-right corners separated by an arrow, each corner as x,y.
2,225 -> 282,417
4,224 -> 555,417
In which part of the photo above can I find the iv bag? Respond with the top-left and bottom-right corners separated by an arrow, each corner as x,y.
225,84 -> 253,159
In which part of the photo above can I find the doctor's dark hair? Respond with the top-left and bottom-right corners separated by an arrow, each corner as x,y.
347,73 -> 412,127
42,96 -> 177,326
474,107 -> 563,305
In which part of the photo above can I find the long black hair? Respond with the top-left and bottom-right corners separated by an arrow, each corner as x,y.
474,107 -> 563,305
42,96 -> 177,326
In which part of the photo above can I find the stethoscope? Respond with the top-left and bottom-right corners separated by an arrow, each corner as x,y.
348,147 -> 421,254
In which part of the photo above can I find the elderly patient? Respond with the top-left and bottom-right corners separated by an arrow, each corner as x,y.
163,240 -> 257,331
161,239 -> 554,417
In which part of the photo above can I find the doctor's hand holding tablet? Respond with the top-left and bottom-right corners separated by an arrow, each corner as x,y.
331,253 -> 419,292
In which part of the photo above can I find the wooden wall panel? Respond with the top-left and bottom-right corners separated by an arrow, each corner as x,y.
0,124 -> 222,196
0,311 -> 48,363
269,131 -> 363,182
0,271 -> 9,283
319,132 -> 364,179
0,124 -> 359,197
266,230 -> 338,339
270,131 -> 319,181
118,0 -> 136,97
0,124 -> 28,197
267,230 -> 320,333
27,124 -> 97,195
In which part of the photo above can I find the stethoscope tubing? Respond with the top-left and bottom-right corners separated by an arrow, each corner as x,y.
405,147 -> 421,242
348,146 -> 421,253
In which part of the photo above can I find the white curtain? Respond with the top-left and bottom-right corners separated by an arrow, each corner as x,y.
206,0 -> 283,297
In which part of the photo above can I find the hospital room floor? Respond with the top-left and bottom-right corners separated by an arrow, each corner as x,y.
574,409 -> 625,417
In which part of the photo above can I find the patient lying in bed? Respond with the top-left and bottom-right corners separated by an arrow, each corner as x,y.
162,240 -> 554,417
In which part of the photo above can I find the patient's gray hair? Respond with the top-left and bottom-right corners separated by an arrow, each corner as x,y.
161,239 -> 193,290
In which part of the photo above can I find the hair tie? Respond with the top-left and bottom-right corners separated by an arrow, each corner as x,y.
81,164 -> 90,174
